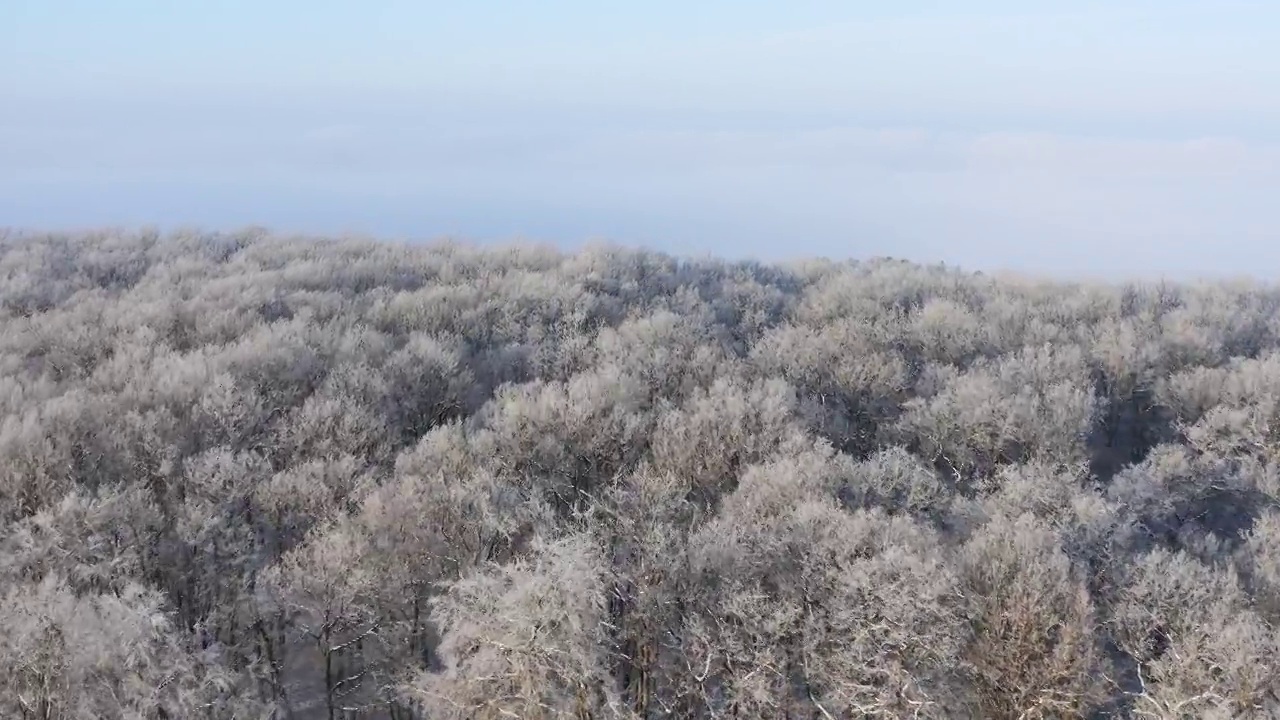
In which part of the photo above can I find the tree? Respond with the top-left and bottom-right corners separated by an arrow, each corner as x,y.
0,575 -> 257,720
259,523 -> 386,720
1110,548 -> 1280,719
683,450 -> 971,718
957,513 -> 1110,719
407,534 -> 624,720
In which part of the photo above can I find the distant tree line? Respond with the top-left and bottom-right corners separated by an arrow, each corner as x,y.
1,228 -> 1279,718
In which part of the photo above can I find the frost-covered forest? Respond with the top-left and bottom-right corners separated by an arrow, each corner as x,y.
3,228 -> 1280,719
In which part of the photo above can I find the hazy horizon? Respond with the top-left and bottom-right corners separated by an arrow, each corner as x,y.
5,1 -> 1280,279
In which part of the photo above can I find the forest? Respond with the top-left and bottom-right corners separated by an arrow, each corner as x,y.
1,228 -> 1279,719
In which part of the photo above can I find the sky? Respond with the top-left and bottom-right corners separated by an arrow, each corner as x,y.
3,1 -> 1280,278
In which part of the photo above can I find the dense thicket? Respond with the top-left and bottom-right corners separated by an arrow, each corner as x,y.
2,228 -> 1279,719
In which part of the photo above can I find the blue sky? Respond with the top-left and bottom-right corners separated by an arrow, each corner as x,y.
4,1 -> 1280,277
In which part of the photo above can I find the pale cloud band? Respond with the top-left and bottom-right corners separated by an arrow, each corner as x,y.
3,114 -> 1278,279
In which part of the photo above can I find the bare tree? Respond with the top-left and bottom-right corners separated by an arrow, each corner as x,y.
407,534 -> 624,720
